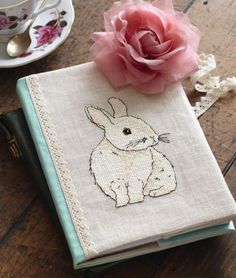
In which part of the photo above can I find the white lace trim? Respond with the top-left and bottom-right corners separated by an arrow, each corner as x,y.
26,75 -> 98,259
191,53 -> 236,118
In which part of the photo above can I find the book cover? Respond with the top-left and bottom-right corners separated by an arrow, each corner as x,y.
16,62 -> 236,269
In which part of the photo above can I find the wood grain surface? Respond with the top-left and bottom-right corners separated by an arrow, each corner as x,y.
0,0 -> 236,277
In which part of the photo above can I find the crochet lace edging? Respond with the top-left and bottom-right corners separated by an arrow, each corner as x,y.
191,53 -> 236,118
26,75 -> 98,259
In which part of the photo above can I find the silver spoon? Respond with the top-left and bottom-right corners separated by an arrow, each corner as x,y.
7,0 -> 47,58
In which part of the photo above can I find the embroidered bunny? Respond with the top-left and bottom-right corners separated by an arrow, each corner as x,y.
85,98 -> 177,207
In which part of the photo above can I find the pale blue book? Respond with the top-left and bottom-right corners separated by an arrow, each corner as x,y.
16,62 -> 236,269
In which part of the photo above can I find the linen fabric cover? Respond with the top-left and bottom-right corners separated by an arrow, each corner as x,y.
18,62 -> 236,260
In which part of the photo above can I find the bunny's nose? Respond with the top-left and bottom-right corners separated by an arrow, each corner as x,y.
150,135 -> 159,144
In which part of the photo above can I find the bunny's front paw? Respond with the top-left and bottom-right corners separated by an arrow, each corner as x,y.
128,180 -> 145,204
116,196 -> 129,207
111,180 -> 129,207
129,194 -> 144,204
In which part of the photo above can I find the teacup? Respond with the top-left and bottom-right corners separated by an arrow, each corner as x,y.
0,0 -> 61,43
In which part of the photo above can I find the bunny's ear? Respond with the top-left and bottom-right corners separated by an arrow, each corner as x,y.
85,106 -> 114,129
108,98 -> 128,117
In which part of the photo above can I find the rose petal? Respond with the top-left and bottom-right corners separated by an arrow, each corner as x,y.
139,30 -> 159,48
121,8 -> 143,38
145,40 -> 172,57
158,29 -> 187,60
129,30 -> 161,57
135,75 -> 166,94
91,35 -> 125,71
127,45 -> 165,70
104,1 -> 149,31
120,7 -> 166,42
141,10 -> 166,42
103,68 -> 128,88
129,32 -> 144,56
161,49 -> 199,80
119,52 -> 157,84
113,14 -> 128,43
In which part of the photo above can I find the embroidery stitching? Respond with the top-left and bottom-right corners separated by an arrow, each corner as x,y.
26,75 -> 98,259
85,97 -> 177,208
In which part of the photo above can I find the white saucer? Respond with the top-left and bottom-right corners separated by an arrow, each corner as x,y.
0,0 -> 74,68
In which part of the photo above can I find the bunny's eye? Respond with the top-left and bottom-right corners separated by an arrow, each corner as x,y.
123,128 -> 132,135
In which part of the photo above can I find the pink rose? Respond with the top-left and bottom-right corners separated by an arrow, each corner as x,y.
36,25 -> 62,46
0,14 -> 10,30
91,0 -> 200,94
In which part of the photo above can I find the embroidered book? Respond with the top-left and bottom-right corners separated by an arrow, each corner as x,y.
16,62 -> 236,269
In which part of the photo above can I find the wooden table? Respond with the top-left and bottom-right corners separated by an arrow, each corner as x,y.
0,0 -> 236,277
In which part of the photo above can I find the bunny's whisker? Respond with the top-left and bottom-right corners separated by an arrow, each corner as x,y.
133,139 -> 144,147
126,139 -> 144,149
158,133 -> 170,143
125,141 -> 135,149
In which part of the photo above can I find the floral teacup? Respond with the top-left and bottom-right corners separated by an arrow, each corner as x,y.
0,0 -> 61,43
